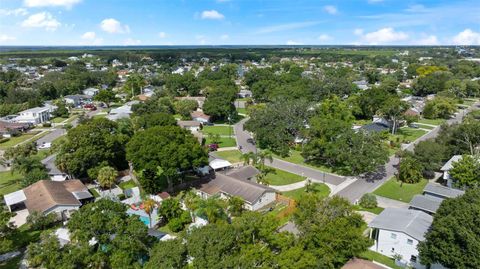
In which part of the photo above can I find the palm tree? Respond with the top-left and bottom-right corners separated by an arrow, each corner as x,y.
143,199 -> 157,228
241,152 -> 255,166
181,190 -> 200,222
257,150 -> 273,170
97,166 -> 117,190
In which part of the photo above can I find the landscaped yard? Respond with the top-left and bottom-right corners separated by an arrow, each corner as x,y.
0,131 -> 47,149
373,177 -> 428,202
202,125 -> 234,136
265,168 -> 305,186
395,127 -> 427,143
236,107 -> 247,115
358,250 -> 403,269
51,116 -> 69,123
415,123 -> 435,130
119,180 -> 137,190
417,118 -> 446,126
275,150 -> 333,173
282,183 -> 330,201
0,171 -> 22,196
205,137 -> 236,148
214,150 -> 243,163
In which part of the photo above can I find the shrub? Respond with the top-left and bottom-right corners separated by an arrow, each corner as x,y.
0,137 -> 10,144
42,122 -> 52,127
27,212 -> 58,231
167,218 -> 184,232
359,193 -> 377,209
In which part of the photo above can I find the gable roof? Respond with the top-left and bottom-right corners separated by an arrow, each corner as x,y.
369,208 -> 433,241
360,122 -> 390,133
423,183 -> 465,199
226,165 -> 260,181
440,155 -> 463,171
199,173 -> 275,204
23,180 -> 91,213
409,195 -> 443,214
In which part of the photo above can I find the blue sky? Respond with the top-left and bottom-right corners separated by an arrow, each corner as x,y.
1,0 -> 479,45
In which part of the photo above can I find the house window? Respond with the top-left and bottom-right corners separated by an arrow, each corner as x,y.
410,255 -> 417,263
407,239 -> 413,245
390,233 -> 397,239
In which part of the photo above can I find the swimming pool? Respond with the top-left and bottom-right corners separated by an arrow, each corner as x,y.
139,216 -> 150,226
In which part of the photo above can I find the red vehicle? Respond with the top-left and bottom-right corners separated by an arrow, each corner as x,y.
83,104 -> 97,111
207,143 -> 219,152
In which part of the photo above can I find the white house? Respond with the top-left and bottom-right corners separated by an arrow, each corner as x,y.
177,120 -> 201,133
14,106 -> 51,124
197,173 -> 276,211
83,87 -> 100,97
64,94 -> 92,107
440,155 -> 472,188
369,208 -> 433,269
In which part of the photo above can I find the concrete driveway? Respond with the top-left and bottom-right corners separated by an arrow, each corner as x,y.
11,209 -> 29,227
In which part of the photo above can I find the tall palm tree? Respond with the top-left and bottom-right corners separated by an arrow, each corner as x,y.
241,152 -> 255,166
143,198 -> 157,228
257,150 -> 273,170
97,166 -> 117,191
181,190 -> 200,222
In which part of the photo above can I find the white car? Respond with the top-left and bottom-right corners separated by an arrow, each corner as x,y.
38,142 -> 52,149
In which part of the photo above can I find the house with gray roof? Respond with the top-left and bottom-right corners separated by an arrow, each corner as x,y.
423,183 -> 464,200
41,154 -> 69,181
369,208 -> 433,269
226,165 -> 260,181
409,183 -> 464,215
196,173 -> 276,211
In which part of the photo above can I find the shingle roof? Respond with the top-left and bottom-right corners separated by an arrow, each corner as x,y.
368,208 -> 433,241
409,195 -> 443,214
41,154 -> 63,175
440,155 -> 463,171
423,183 -> 465,199
226,165 -> 260,181
199,173 -> 275,204
360,123 -> 390,133
23,180 -> 89,213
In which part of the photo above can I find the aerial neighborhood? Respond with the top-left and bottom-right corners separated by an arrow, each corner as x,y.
1,35 -> 480,269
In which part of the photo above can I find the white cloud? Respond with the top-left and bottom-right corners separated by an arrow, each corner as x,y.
24,0 -> 81,8
453,29 -> 480,45
0,8 -> 28,16
81,31 -> 96,39
354,28 -> 364,35
80,32 -> 103,45
123,38 -> 141,46
100,18 -> 130,34
324,5 -> 338,15
361,27 -> 409,45
0,35 -> 16,43
220,34 -> 229,40
318,34 -> 332,42
158,32 -> 167,38
256,21 -> 322,34
416,35 -> 439,45
201,10 -> 225,20
286,40 -> 303,45
21,12 -> 61,31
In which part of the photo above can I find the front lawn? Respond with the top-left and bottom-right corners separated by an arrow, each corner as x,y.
415,123 -> 435,130
265,168 -> 305,186
0,131 -> 45,149
119,180 -> 137,190
395,128 -> 427,143
236,107 -> 247,115
214,150 -> 243,163
282,183 -> 330,201
0,171 -> 22,196
358,250 -> 403,269
275,150 -> 333,173
353,205 -> 385,215
202,125 -> 234,136
418,118 -> 446,126
373,177 -> 428,202
205,137 -> 236,148
51,116 -> 69,123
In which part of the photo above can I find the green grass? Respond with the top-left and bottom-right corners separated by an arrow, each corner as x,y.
266,203 -> 291,226
414,123 -> 435,130
0,171 -> 22,196
119,180 -> 137,190
0,131 -> 44,149
205,137 -> 236,148
390,128 -> 427,144
282,183 -> 330,201
89,188 -> 100,198
373,177 -> 428,202
236,107 -> 247,115
92,113 -> 107,119
353,205 -> 385,215
51,116 -> 69,123
265,168 -> 305,186
275,150 -> 333,173
358,250 -> 403,269
214,150 -> 243,163
202,125 -> 234,136
418,118 -> 446,126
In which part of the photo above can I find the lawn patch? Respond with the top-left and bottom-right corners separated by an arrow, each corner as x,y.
0,131 -> 47,149
0,171 -> 22,196
274,150 -> 333,173
119,180 -> 137,190
373,177 -> 428,202
358,250 -> 403,269
236,107 -> 247,115
205,137 -> 236,148
282,183 -> 330,201
265,168 -> 305,186
418,118 -> 446,126
353,205 -> 385,215
214,150 -> 243,163
203,125 -> 234,136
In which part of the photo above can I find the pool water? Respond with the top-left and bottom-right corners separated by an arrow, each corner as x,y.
139,216 -> 150,226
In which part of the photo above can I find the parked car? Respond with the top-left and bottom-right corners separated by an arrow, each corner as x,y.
246,138 -> 256,145
409,124 -> 419,129
83,104 -> 97,111
38,142 -> 51,149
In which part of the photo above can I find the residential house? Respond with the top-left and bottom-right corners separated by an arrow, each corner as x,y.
41,154 -> 69,181
14,106 -> 51,124
175,96 -> 206,108
197,173 -> 276,211
0,120 -> 31,137
82,87 -> 100,97
238,89 -> 253,98
226,165 -> 260,181
191,110 -> 211,124
209,159 -> 232,171
409,183 -> 464,215
353,80 -> 369,90
369,208 -> 433,269
4,180 -> 93,218
106,100 -> 139,121
440,155 -> 464,188
64,94 -> 92,107
177,120 -> 201,132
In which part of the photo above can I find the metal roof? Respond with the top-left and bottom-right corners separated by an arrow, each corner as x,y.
423,183 -> 465,199
209,159 -> 232,170
226,165 -> 260,181
368,208 -> 433,241
409,195 -> 443,214
4,190 -> 27,206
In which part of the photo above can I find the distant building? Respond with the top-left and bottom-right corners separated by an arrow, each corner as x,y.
14,106 -> 51,124
82,87 -> 100,97
64,94 -> 92,107
177,120 -> 201,132
191,110 -> 211,123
